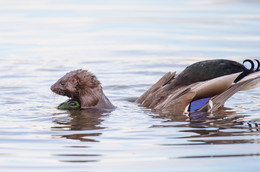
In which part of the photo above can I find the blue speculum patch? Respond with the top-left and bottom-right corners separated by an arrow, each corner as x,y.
189,97 -> 211,112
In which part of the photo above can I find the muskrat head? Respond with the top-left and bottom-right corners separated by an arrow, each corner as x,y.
51,69 -> 103,107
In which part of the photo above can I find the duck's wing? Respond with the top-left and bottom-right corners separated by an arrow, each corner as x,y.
167,71 -> 259,113
190,72 -> 241,100
136,72 -> 176,107
137,70 -> 260,114
136,72 -> 196,114
204,71 -> 260,112
156,87 -> 196,115
136,71 -> 242,114
238,71 -> 260,90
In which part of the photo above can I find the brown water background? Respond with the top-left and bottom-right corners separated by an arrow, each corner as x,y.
1,0 -> 260,171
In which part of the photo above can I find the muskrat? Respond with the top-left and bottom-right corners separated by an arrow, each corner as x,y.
51,69 -> 115,110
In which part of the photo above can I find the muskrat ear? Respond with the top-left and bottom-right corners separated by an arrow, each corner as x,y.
76,70 -> 100,88
76,71 -> 87,87
89,75 -> 100,88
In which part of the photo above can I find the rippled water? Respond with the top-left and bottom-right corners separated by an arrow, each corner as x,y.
1,0 -> 260,171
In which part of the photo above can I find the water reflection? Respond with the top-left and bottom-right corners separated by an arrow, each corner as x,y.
51,109 -> 110,163
152,109 -> 260,148
52,109 -> 108,142
53,153 -> 101,163
177,153 -> 260,159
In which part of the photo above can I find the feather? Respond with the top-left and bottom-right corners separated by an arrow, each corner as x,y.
136,59 -> 260,115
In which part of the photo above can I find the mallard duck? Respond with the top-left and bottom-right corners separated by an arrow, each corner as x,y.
57,99 -> 80,110
136,59 -> 260,115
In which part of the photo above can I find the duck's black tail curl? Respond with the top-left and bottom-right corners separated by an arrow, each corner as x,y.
254,59 -> 260,71
234,59 -> 259,83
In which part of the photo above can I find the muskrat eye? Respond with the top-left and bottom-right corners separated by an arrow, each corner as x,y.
60,81 -> 65,86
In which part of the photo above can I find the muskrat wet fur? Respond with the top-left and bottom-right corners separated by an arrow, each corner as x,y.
51,69 -> 115,110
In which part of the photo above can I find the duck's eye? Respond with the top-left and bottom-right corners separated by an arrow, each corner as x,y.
69,101 -> 76,107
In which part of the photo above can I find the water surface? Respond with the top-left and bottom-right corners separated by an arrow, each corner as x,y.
1,0 -> 260,171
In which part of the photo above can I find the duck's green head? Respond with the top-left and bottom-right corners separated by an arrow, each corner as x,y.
57,99 -> 80,110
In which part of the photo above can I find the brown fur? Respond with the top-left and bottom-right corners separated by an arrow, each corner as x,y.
51,69 -> 114,109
